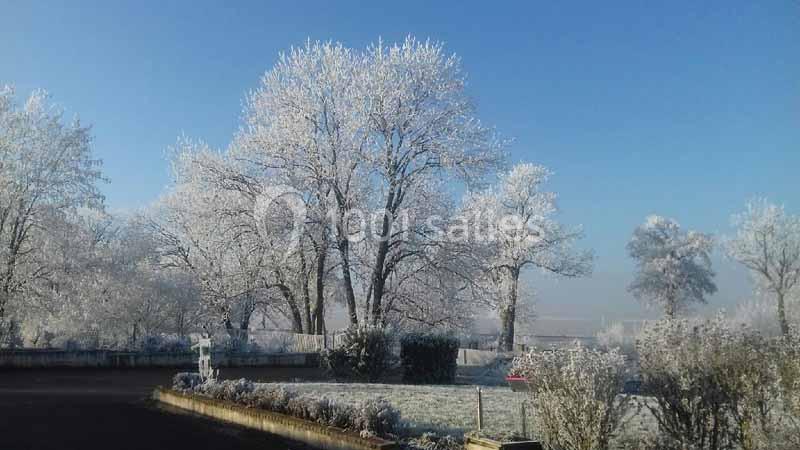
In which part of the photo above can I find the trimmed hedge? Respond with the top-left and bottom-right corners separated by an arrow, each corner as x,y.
322,326 -> 394,382
400,333 -> 459,384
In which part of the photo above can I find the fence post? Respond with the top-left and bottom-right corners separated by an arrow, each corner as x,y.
520,401 -> 527,438
476,387 -> 484,431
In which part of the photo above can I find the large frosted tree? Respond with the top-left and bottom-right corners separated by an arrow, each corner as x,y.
726,199 -> 800,336
465,163 -> 592,352
237,41 -> 366,327
358,38 -> 503,326
0,86 -> 105,324
627,215 -> 716,318
237,37 -> 504,327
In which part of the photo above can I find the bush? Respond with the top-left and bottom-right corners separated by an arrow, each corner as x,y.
637,316 -> 782,450
179,377 -> 401,439
172,372 -> 204,391
771,329 -> 800,450
404,432 -> 463,450
354,398 -> 402,438
400,333 -> 459,384
511,342 -> 631,450
322,326 -> 394,382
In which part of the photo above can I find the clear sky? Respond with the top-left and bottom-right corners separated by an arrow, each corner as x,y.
3,1 -> 798,323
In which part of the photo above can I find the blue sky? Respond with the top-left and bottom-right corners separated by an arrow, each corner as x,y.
3,1 -> 798,321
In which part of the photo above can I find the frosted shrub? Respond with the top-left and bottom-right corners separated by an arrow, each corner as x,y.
244,385 -> 295,412
302,396 -> 355,429
511,342 -> 631,450
355,398 -> 402,438
196,378 -> 255,403
172,372 -> 203,391
181,377 -> 401,439
771,331 -> 800,449
404,432 -> 463,450
637,316 -> 780,450
322,326 -> 394,382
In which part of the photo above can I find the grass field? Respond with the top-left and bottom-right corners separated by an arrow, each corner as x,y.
269,382 -> 527,437
267,381 -> 657,446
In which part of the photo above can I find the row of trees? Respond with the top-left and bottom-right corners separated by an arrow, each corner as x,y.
627,200 -> 800,335
0,38 -> 593,351
0,87 -> 199,348
2,37 -> 795,351
147,38 -> 592,351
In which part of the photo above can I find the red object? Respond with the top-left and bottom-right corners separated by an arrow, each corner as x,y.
506,375 -> 530,392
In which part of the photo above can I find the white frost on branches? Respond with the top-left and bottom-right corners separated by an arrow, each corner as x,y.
463,163 -> 592,351
726,199 -> 800,336
627,215 -> 716,317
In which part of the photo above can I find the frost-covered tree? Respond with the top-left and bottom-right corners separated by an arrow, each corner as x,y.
0,86 -> 105,325
148,145 -> 267,342
734,294 -> 800,338
627,215 -> 716,318
358,38 -> 503,326
237,41 -> 368,327
726,199 -> 800,336
465,163 -> 592,351
18,209 -> 201,349
237,37 -> 504,328
150,140 -> 320,342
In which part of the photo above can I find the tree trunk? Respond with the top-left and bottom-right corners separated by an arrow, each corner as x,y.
239,305 -> 252,340
777,291 -> 789,336
300,250 -> 312,333
370,240 -> 390,326
131,322 -> 138,348
281,288 -> 304,333
312,244 -> 327,335
664,299 -> 676,319
336,236 -> 358,326
0,280 -> 12,321
497,268 -> 520,352
498,307 -> 516,353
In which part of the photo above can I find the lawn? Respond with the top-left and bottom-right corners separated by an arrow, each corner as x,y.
266,381 -> 658,447
268,382 -> 525,437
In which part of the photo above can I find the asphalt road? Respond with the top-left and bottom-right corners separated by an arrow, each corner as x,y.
0,367 -> 327,450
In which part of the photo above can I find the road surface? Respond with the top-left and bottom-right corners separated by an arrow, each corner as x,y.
0,367 -> 326,450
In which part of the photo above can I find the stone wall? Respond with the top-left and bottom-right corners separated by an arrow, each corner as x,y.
0,349 -> 319,369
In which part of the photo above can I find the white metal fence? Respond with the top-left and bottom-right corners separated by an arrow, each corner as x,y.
246,331 -> 346,353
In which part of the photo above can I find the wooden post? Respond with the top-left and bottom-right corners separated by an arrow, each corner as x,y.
520,401 -> 527,438
476,387 -> 484,431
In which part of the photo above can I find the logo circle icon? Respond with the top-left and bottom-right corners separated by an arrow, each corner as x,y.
253,184 -> 307,261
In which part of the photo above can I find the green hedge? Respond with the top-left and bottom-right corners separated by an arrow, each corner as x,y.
322,327 -> 394,382
400,332 -> 459,384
